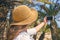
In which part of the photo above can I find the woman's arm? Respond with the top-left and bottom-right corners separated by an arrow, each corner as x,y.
27,17 -> 47,35
35,22 -> 45,32
35,17 -> 47,32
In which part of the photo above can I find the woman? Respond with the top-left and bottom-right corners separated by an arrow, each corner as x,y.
7,5 -> 47,40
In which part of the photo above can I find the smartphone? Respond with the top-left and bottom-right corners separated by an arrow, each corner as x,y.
47,16 -> 53,20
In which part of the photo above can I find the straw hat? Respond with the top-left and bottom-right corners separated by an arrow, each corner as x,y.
11,5 -> 38,25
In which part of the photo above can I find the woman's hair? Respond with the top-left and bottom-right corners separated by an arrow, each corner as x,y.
7,25 -> 27,40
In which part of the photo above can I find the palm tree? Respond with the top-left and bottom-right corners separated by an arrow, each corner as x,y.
25,0 -> 60,40
38,1 -> 60,40
28,0 -> 60,40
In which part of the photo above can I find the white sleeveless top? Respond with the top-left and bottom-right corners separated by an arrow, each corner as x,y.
13,28 -> 37,40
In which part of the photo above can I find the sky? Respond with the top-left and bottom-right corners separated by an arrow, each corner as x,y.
55,12 -> 60,28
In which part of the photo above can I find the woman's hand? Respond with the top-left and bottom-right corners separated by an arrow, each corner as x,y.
35,17 -> 48,32
43,17 -> 47,24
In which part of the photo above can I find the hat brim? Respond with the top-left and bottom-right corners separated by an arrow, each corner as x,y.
10,9 -> 38,26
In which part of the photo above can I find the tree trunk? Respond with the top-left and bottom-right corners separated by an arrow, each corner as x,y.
51,19 -> 59,40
